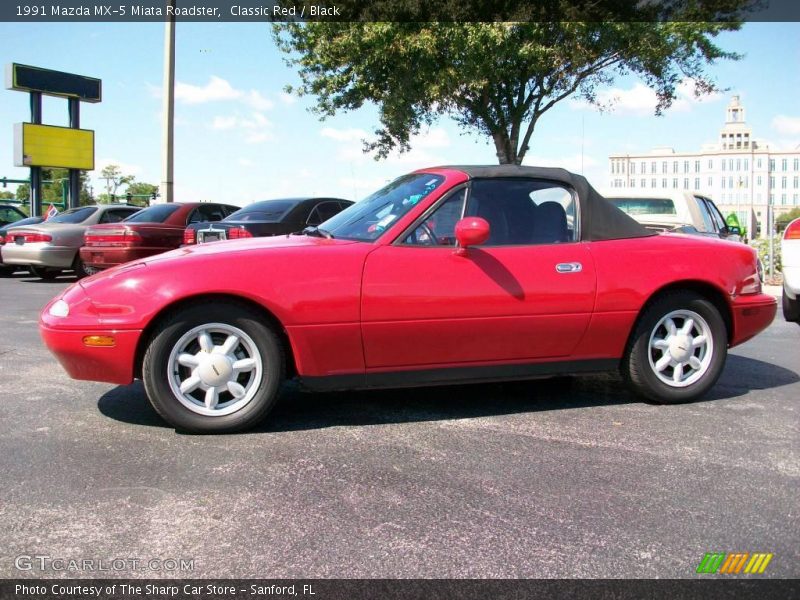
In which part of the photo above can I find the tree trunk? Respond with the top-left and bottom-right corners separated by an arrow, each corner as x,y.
492,131 -> 517,165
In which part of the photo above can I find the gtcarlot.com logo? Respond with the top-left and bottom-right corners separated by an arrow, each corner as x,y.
15,554 -> 194,572
696,552 -> 773,574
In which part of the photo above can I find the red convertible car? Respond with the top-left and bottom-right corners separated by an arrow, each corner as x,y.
40,166 -> 776,433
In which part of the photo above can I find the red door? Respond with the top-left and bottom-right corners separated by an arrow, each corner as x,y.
361,242 -> 596,369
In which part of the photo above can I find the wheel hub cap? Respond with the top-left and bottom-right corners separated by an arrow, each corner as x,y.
197,353 -> 233,387
668,334 -> 693,363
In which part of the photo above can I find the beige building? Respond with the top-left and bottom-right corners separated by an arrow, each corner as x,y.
608,96 -> 800,238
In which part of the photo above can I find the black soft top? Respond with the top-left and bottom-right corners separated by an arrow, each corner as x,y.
438,165 -> 654,241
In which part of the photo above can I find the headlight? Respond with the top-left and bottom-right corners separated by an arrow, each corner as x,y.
48,299 -> 70,317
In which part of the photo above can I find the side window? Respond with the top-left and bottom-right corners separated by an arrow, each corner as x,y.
465,178 -> 576,245
100,209 -> 134,224
306,202 -> 342,226
401,188 -> 467,246
186,209 -> 203,224
198,204 -> 226,222
704,199 -> 727,234
694,196 -> 716,233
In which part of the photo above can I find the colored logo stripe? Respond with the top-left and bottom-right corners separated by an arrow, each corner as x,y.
697,552 -> 773,574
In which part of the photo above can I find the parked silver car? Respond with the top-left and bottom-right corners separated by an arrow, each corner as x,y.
1,204 -> 141,279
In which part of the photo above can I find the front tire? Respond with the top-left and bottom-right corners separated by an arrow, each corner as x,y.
623,291 -> 727,404
142,302 -> 285,433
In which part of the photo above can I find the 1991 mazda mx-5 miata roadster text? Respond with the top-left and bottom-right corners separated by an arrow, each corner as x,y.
40,166 -> 776,433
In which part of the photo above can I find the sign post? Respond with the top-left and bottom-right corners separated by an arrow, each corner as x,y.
5,63 -> 101,216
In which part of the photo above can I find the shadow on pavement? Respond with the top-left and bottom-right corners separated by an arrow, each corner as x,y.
98,354 -> 799,433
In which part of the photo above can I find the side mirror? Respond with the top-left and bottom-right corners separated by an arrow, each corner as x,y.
454,217 -> 490,255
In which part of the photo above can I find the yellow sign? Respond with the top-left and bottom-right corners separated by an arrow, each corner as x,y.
13,123 -> 94,170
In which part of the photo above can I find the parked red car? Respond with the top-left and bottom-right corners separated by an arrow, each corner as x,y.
80,202 -> 238,272
40,166 -> 776,433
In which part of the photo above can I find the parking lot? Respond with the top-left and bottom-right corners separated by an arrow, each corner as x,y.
0,271 -> 798,579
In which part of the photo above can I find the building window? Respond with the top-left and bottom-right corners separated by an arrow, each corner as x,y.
722,177 -> 726,189
662,161 -> 668,174
794,159 -> 799,171
641,179 -> 646,188
651,178 -> 656,188
630,163 -> 636,175
744,159 -> 749,171
694,178 -> 700,190
770,176 -> 776,188
662,178 -> 668,188
672,161 -> 678,174
708,159 -> 713,169
794,176 -> 799,189
728,176 -> 733,189
641,161 -> 646,174
782,159 -> 788,171
769,159 -> 775,171
736,159 -> 741,171
782,194 -> 787,205
782,176 -> 788,188
684,178 -> 689,189
630,179 -> 636,188
722,160 -> 726,172
651,162 -> 656,174
694,160 -> 700,173
672,178 -> 678,189
728,159 -> 734,171
757,158 -> 762,169
744,176 -> 749,188
757,175 -> 762,186
708,176 -> 712,187
794,194 -> 799,204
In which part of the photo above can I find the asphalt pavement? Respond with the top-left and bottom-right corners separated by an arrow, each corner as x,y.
0,272 -> 797,579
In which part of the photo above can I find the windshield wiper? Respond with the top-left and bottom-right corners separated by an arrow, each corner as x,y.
302,226 -> 334,239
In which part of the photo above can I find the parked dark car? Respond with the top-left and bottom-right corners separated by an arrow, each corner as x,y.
0,204 -> 28,227
182,197 -> 353,245
81,202 -> 239,273
0,216 -> 44,275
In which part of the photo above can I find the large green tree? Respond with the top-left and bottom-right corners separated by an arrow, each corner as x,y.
274,6 -> 754,164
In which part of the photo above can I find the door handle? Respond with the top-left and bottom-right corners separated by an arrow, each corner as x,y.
555,262 -> 582,273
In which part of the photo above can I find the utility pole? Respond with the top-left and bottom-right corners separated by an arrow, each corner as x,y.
161,0 -> 176,203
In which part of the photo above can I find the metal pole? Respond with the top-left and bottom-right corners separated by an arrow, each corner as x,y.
768,200 -> 774,281
29,92 -> 42,217
160,0 -> 176,203
68,97 -> 81,209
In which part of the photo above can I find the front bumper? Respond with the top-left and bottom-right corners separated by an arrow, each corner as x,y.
730,293 -> 777,347
39,323 -> 140,385
2,243 -> 76,268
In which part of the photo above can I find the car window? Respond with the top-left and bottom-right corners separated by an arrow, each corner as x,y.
704,199 -> 727,233
225,200 -> 295,222
198,204 -> 227,222
694,196 -> 716,233
47,206 -> 98,224
464,178 -> 577,245
0,207 -> 24,224
321,174 -> 445,241
124,204 -> 181,223
306,201 -> 344,226
100,208 -> 138,224
402,188 -> 467,246
607,197 -> 677,215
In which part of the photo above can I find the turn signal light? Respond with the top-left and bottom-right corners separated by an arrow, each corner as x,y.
228,227 -> 253,239
183,228 -> 196,245
82,335 -> 116,347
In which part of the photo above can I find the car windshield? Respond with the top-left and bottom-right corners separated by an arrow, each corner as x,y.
226,200 -> 295,222
608,197 -> 677,216
318,174 -> 445,241
47,206 -> 98,224
1,216 -> 41,231
124,204 -> 181,223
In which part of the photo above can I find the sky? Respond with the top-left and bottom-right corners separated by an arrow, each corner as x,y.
0,21 -> 799,206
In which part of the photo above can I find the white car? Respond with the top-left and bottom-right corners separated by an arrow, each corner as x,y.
782,218 -> 800,323
603,190 -> 742,241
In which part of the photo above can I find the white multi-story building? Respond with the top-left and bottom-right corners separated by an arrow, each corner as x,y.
608,96 -> 800,238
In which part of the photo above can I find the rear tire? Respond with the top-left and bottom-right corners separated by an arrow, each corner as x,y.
142,302 -> 284,433
30,266 -> 60,280
623,291 -> 727,404
72,256 -> 89,279
783,289 -> 800,323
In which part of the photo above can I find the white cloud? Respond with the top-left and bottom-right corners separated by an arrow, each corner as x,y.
238,158 -> 255,167
175,76 -> 242,104
412,127 -> 451,149
772,115 -> 800,136
571,78 -> 723,116
95,158 -> 143,176
242,90 -> 274,111
319,126 -> 451,170
211,112 -> 274,144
